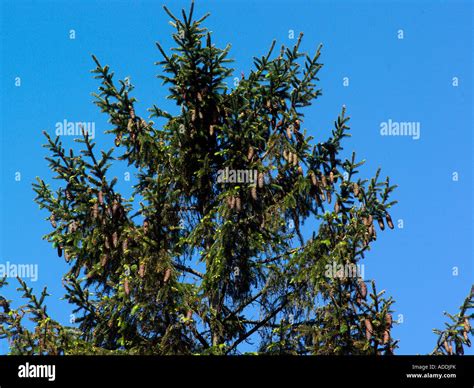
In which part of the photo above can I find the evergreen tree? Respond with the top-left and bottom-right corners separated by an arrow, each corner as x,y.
0,1 -> 471,355
431,287 -> 474,356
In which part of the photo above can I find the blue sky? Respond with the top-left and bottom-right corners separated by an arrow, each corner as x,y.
0,0 -> 472,354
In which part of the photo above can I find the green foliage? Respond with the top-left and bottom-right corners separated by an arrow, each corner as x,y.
431,287 -> 474,355
2,1 -> 469,356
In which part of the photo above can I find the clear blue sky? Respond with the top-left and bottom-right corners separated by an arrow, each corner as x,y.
0,0 -> 472,355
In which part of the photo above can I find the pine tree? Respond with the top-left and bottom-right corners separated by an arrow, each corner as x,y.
431,287 -> 474,356
0,1 -> 471,355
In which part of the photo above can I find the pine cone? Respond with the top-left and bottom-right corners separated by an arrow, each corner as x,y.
465,317 -> 471,332
292,153 -> 298,167
321,175 -> 327,188
50,214 -> 57,228
353,182 -> 359,197
310,171 -> 318,186
143,219 -> 150,234
327,190 -> 332,204
329,171 -> 334,184
92,203 -> 99,220
258,172 -> 264,188
57,245 -> 62,258
320,190 -> 326,201
247,146 -> 255,161
283,150 -> 289,161
334,200 -> 340,213
443,340 -> 450,353
112,232 -> 119,248
297,166 -> 303,175
463,318 -> 471,341
295,119 -> 300,131
386,313 -> 393,327
365,318 -> 373,340
368,215 -> 373,226
98,190 -> 104,205
378,218 -> 385,231
124,279 -> 130,296
286,126 -> 292,139
370,224 -> 377,240
359,280 -> 367,299
235,196 -> 242,212
209,125 -> 215,136
127,118 -> 134,132
251,186 -> 257,200
129,106 -> 136,119
386,213 -> 394,229
112,200 -> 121,219
65,187 -> 73,201
139,262 -> 145,278
164,268 -> 172,283
383,329 -> 390,344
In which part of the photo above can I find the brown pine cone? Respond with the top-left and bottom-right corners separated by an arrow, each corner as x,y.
98,190 -> 104,205
124,279 -> 130,296
378,218 -> 385,231
235,196 -> 242,212
251,186 -> 257,200
359,280 -> 367,300
50,214 -> 57,228
329,170 -> 334,184
383,329 -> 390,344
164,268 -> 172,283
365,318 -> 373,341
139,262 -> 146,278
353,182 -> 359,197
247,146 -> 255,161
386,313 -> 393,327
